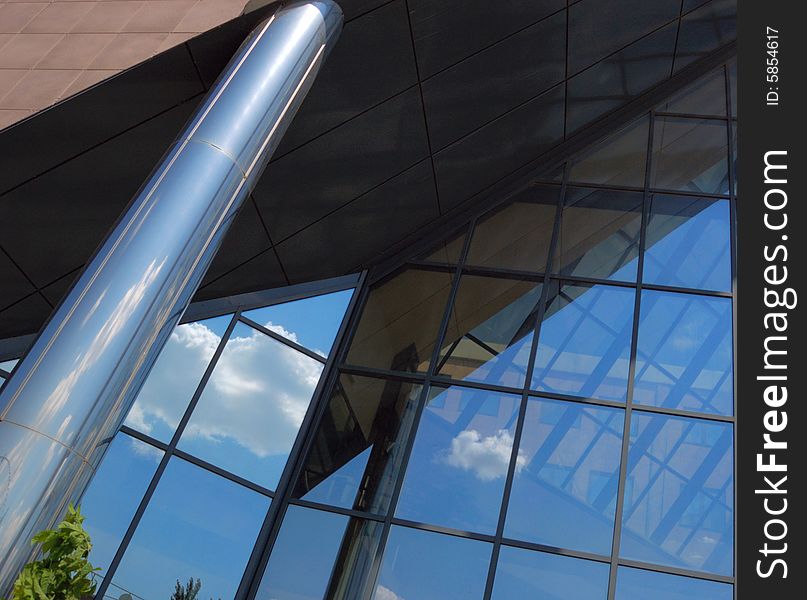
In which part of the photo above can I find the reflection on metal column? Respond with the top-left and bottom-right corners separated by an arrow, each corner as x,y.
0,1 -> 342,591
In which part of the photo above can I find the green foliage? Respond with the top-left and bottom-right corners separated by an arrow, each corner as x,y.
8,505 -> 99,600
170,578 -> 201,600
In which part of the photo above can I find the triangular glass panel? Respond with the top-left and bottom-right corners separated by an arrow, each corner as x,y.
243,289 -> 353,357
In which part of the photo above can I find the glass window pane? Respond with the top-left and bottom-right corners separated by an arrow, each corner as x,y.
532,283 -> 635,402
633,291 -> 733,415
81,434 -> 163,578
651,117 -> 729,195
728,61 -> 736,118
465,186 -> 558,272
644,195 -> 731,291
419,228 -> 467,264
256,506 -> 383,600
346,268 -> 453,373
242,289 -> 353,357
110,457 -> 269,600
620,413 -> 733,575
293,374 -> 423,515
373,526 -> 491,600
123,315 -> 231,443
616,566 -> 732,600
569,117 -> 649,188
396,386 -> 521,535
491,546 -> 609,600
505,398 -> 623,555
553,187 -> 642,282
178,322 -> 324,490
658,67 -> 727,116
437,275 -> 541,388
0,358 -> 18,373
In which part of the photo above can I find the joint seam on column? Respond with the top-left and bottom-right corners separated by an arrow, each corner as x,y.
190,139 -> 248,179
0,419 -> 91,465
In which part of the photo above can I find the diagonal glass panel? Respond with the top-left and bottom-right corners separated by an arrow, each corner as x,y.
123,315 -> 232,443
345,268 -> 453,373
293,374 -> 423,515
615,566 -> 733,599
651,116 -> 729,195
109,457 -> 269,600
491,546 -> 609,600
643,194 -> 731,291
633,290 -> 733,415
619,412 -> 733,576
531,282 -> 635,402
505,398 -> 624,555
242,288 -> 353,357
552,187 -> 642,282
569,116 -> 650,188
465,185 -> 558,272
437,275 -> 542,388
373,526 -> 491,600
0,359 -> 18,373
81,434 -> 163,580
178,322 -> 323,490
658,66 -> 727,116
396,386 -> 521,535
255,506 -> 382,600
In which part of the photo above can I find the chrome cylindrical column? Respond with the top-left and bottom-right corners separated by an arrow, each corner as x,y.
0,1 -> 342,591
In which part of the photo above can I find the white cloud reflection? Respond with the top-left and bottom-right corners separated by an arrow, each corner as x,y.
125,318 -> 322,459
443,429 -> 526,482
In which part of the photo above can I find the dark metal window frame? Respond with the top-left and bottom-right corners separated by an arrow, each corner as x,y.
83,273 -> 362,600
233,61 -> 739,600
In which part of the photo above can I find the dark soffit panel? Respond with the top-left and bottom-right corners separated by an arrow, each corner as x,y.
0,0 -> 736,340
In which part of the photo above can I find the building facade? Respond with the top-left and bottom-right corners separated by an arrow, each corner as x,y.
1,1 -> 736,599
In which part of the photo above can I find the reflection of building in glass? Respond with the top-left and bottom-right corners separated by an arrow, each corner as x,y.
0,2 -> 737,598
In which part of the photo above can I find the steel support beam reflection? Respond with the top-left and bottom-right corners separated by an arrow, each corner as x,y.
0,1 -> 342,592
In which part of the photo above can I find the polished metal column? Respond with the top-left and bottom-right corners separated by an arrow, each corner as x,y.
0,1 -> 341,591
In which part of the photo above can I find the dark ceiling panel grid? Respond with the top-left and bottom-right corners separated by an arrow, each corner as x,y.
408,0 -> 566,79
567,0 -> 680,75
274,158 -> 439,283
0,97 -> 201,289
0,0 -> 737,338
0,42 -> 206,196
420,9 -> 567,151
252,86 -> 430,243
273,0 -> 419,157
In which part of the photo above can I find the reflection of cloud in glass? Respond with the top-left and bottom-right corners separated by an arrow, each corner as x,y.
182,323 -> 322,458
128,319 -> 322,460
124,319 -> 224,440
444,429 -> 525,481
375,585 -> 405,600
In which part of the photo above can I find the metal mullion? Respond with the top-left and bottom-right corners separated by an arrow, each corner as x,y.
389,517 -> 497,544
238,314 -> 327,364
461,264 -> 547,282
238,271 -> 370,600
630,403 -> 734,423
404,259 -> 457,271
501,536 -> 611,564
338,363 -> 428,384
364,220 -> 478,600
482,165 -> 569,600
118,425 -> 169,452
654,111 -> 731,121
171,448 -> 275,498
724,61 -> 738,599
288,497 -> 387,523
606,109 -> 655,600
94,310 -> 242,600
617,558 -> 734,584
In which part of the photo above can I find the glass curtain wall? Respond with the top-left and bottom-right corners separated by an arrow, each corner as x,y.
73,285 -> 356,600
4,59 -> 737,600
249,61 -> 737,600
